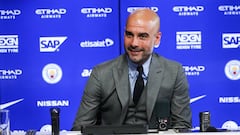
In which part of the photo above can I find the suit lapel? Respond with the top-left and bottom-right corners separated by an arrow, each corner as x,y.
146,54 -> 164,121
112,55 -> 130,123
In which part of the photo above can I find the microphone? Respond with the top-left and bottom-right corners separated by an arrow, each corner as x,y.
50,108 -> 60,135
154,99 -> 170,131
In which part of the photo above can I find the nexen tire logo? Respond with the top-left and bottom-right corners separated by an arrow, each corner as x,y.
40,36 -> 67,52
80,38 -> 114,48
176,31 -> 202,49
0,35 -> 19,53
222,33 -> 240,48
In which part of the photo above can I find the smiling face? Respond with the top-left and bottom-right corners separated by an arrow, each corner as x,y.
124,9 -> 162,65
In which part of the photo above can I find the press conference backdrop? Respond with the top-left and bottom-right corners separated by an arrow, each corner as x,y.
0,0 -> 240,132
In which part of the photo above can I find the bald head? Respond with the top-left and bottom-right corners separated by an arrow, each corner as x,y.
126,8 -> 160,33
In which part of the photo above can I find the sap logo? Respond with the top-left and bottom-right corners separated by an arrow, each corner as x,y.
40,36 -> 67,52
127,7 -> 158,13
0,69 -> 22,75
81,8 -> 112,14
218,5 -> 240,11
0,9 -> 21,15
0,35 -> 18,47
80,38 -> 114,48
173,6 -> 204,12
183,66 -> 205,72
222,33 -> 240,48
35,8 -> 67,15
81,69 -> 92,77
176,31 -> 201,44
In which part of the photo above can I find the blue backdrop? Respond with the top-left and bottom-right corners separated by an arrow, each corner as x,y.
0,0 -> 240,132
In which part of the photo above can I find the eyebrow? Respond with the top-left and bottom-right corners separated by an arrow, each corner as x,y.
125,30 -> 149,37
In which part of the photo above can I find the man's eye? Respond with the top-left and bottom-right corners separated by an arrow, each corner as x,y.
125,32 -> 133,37
139,35 -> 148,39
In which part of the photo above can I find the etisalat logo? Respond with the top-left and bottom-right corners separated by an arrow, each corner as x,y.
183,65 -> 205,76
39,36 -> 67,52
81,69 -> 92,77
127,7 -> 158,13
224,60 -> 240,80
42,63 -> 63,84
35,8 -> 67,19
80,38 -> 114,48
0,69 -> 23,79
0,35 -> 19,53
172,6 -> 204,16
176,31 -> 202,49
0,9 -> 21,19
81,7 -> 112,18
218,5 -> 240,15
222,33 -> 240,49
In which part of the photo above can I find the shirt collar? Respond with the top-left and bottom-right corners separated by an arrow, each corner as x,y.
127,55 -> 152,78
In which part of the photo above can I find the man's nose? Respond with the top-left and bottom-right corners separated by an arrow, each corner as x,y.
132,37 -> 139,46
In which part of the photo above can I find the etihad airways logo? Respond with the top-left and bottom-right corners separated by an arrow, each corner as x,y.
0,9 -> 21,19
0,69 -> 22,79
183,65 -> 205,76
80,38 -> 114,48
218,5 -> 240,15
35,8 -> 67,19
81,7 -> 112,18
127,7 -> 158,13
173,6 -> 204,16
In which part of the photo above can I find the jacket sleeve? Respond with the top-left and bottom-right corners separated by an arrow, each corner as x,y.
170,64 -> 192,129
72,67 -> 102,130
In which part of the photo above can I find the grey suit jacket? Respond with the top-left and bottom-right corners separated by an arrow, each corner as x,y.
72,53 -> 192,130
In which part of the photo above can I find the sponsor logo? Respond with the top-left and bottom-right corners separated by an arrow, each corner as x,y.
222,121 -> 239,130
80,38 -> 114,48
224,60 -> 240,80
40,36 -> 67,52
0,35 -> 19,53
219,96 -> 240,103
0,9 -> 21,19
176,31 -> 202,49
218,5 -> 240,15
81,69 -> 92,77
127,7 -> 158,13
190,95 -> 206,103
0,69 -> 22,79
42,63 -> 63,84
173,6 -> 204,16
222,33 -> 240,48
0,99 -> 24,109
37,100 -> 69,107
35,8 -> 67,19
81,7 -> 112,18
183,65 -> 205,76
40,124 -> 52,132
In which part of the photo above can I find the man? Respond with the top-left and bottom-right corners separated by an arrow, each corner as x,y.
72,8 -> 192,130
